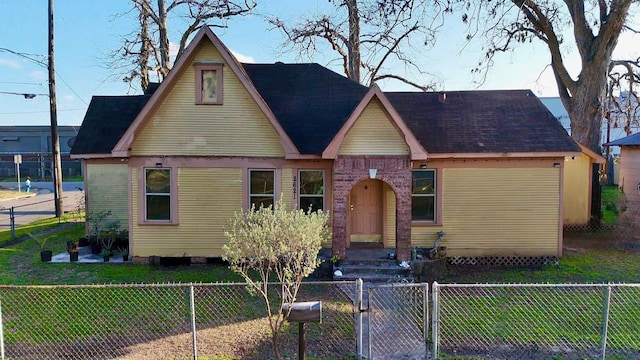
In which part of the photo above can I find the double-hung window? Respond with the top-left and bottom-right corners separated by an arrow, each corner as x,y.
299,170 -> 324,213
249,170 -> 275,209
412,170 -> 436,222
145,168 -> 172,221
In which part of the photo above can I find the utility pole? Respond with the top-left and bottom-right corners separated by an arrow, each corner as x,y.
48,0 -> 63,217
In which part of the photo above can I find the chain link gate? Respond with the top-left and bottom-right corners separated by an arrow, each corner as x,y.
367,283 -> 429,359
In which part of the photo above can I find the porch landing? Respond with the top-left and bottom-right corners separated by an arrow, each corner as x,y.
330,247 -> 413,283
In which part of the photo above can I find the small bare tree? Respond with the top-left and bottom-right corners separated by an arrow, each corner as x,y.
606,60 -> 640,138
269,0 -> 446,90
222,198 -> 331,360
111,0 -> 256,92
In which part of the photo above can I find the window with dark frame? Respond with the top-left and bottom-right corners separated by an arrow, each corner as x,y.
412,170 -> 436,221
249,170 -> 275,209
195,63 -> 223,104
299,170 -> 324,213
145,168 -> 171,221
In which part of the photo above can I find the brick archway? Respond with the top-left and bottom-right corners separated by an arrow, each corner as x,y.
332,156 -> 412,260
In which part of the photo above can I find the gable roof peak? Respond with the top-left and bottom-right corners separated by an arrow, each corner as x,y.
110,26 -> 299,157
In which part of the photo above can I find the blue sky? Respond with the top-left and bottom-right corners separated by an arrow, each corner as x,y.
0,1 -> 637,126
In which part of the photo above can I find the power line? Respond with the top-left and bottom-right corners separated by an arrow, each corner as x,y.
0,91 -> 48,98
0,81 -> 45,86
0,108 -> 86,115
0,47 -> 88,106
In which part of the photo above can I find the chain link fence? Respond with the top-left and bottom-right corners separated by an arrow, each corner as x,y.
0,153 -> 81,181
433,283 -> 640,359
2,281 -> 640,359
0,282 -> 357,360
368,283 -> 428,359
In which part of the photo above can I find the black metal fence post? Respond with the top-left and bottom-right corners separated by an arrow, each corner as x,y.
9,207 -> 15,241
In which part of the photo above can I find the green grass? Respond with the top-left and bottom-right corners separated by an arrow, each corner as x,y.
602,184 -> 623,223
1,215 -> 639,358
0,217 -> 244,285
445,238 -> 640,284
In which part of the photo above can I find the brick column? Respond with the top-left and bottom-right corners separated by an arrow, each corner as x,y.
331,156 -> 412,260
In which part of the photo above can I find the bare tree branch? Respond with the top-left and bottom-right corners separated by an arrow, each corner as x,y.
111,0 -> 256,92
268,0 -> 444,90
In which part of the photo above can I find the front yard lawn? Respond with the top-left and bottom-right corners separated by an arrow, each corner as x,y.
0,216 -> 638,285
0,218 -> 244,285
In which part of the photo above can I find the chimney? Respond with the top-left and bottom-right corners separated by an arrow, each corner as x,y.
438,92 -> 447,104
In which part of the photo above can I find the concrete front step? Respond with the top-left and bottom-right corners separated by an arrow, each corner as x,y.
333,261 -> 413,283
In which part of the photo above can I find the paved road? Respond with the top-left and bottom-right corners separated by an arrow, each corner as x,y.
0,182 -> 84,229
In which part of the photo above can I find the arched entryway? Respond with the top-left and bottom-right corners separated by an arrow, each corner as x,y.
331,156 -> 412,260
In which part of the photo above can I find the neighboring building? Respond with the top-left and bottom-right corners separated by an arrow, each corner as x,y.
540,96 -> 639,156
605,133 -> 640,197
0,126 -> 81,179
72,27 -> 581,263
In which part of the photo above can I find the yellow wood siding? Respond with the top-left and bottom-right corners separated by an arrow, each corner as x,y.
281,168 -> 294,209
384,184 -> 396,248
86,163 -> 129,231
412,167 -> 561,257
132,42 -> 284,157
132,168 -> 243,257
338,98 -> 409,155
563,154 -> 591,225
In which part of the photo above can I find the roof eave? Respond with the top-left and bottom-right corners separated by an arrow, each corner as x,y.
427,151 -> 581,159
70,153 -> 114,159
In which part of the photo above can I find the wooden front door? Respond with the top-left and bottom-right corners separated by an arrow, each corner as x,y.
349,179 -> 383,244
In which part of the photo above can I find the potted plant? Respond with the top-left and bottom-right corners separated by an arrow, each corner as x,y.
69,247 -> 79,262
100,248 -> 112,262
118,246 -> 129,262
86,210 -> 112,254
66,239 -> 79,253
29,232 -> 53,262
101,230 -> 116,256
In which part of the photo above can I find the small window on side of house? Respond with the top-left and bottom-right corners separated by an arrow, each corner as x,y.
412,169 -> 436,222
299,170 -> 324,213
195,63 -> 223,104
145,168 -> 172,221
249,170 -> 275,210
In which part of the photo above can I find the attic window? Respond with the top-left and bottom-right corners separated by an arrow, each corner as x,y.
195,63 -> 223,104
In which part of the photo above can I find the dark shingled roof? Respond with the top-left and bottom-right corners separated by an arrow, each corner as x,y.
71,95 -> 151,155
242,63 -> 368,154
73,63 -> 579,156
605,132 -> 640,146
385,90 -> 581,153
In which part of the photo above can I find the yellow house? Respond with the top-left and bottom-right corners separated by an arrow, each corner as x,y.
71,27 -> 582,263
562,143 -> 606,227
